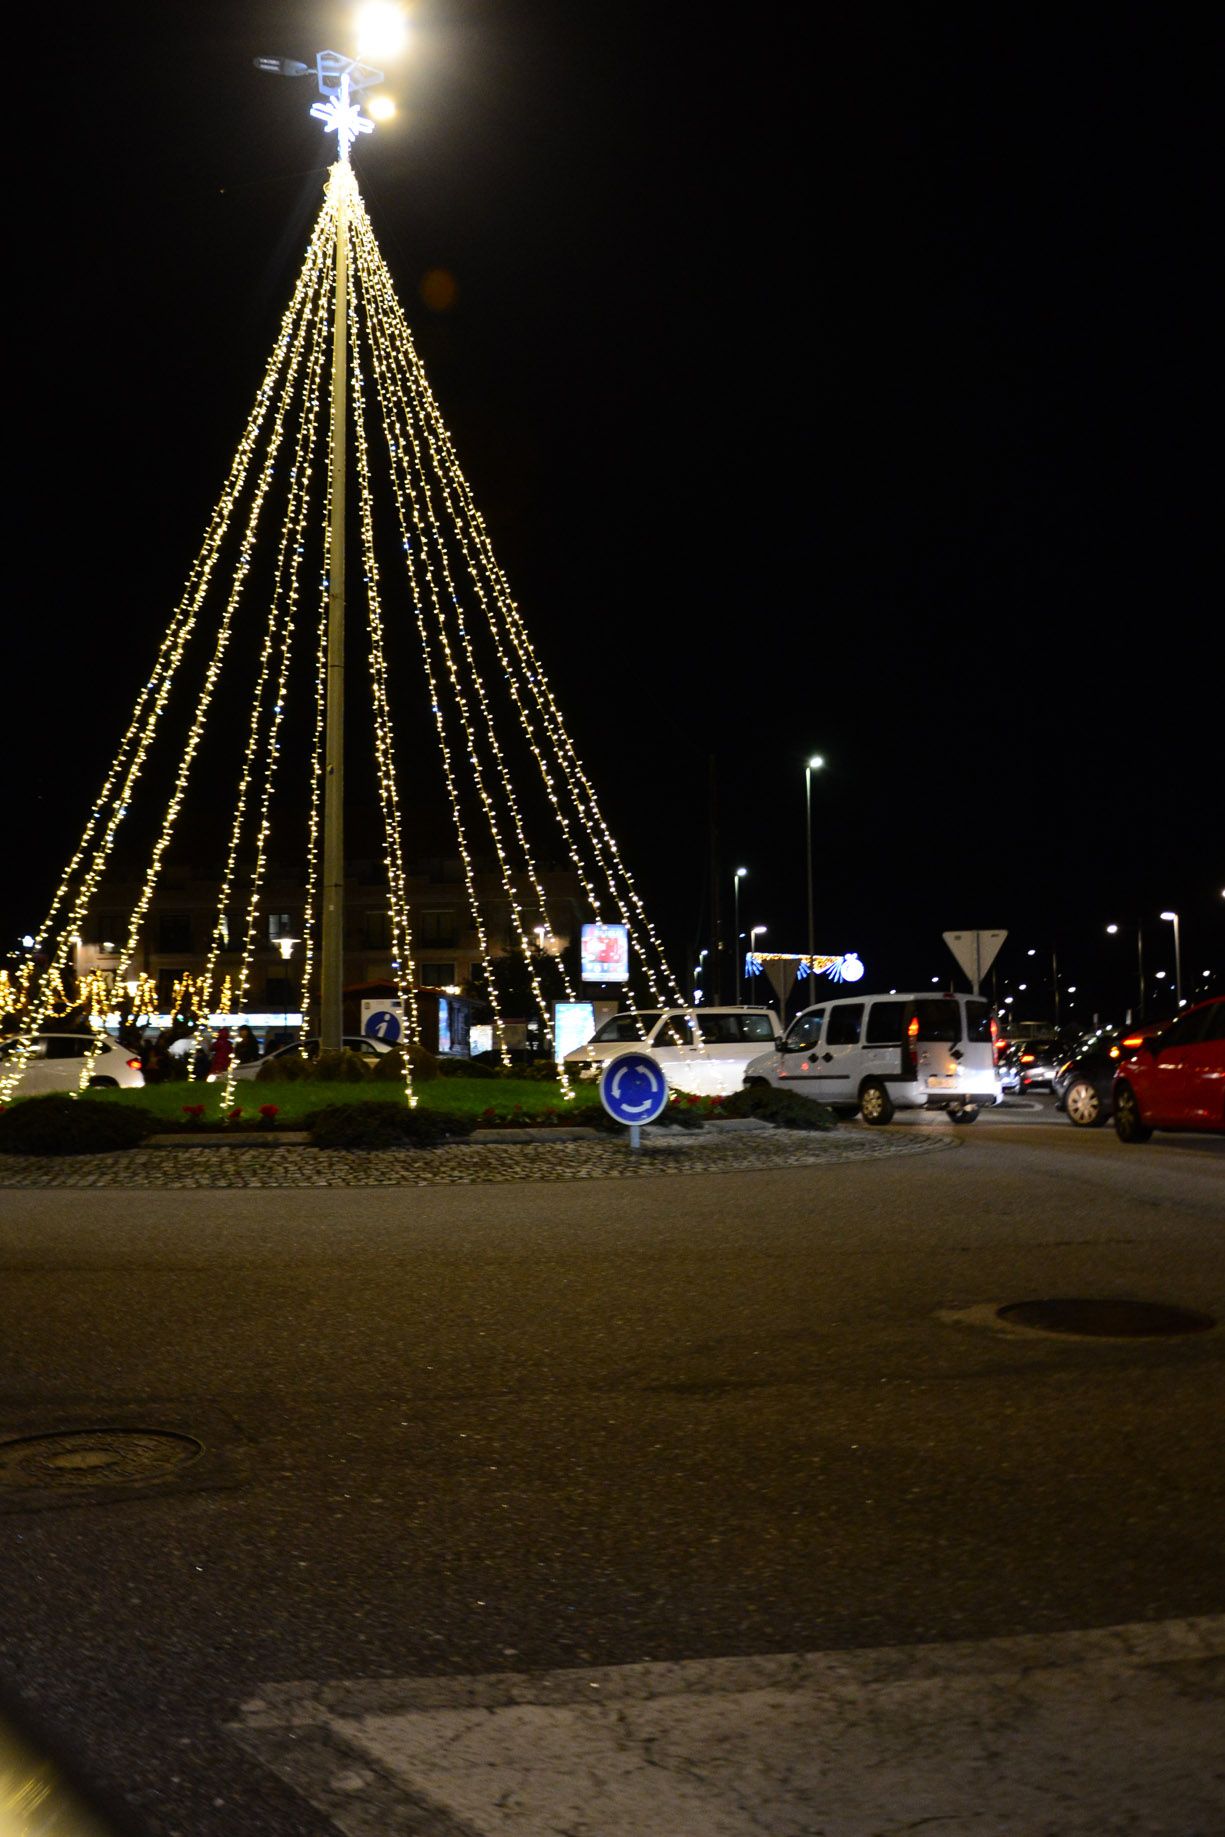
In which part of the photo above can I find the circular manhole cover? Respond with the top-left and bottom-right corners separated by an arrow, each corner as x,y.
0,1430 -> 204,1488
997,1299 -> 1216,1339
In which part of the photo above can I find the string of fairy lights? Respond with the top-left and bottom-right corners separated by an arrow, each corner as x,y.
0,197 -> 340,1105
1,151 -> 691,1112
349,193 -> 686,1033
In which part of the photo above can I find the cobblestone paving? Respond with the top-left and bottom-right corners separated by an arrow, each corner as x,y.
0,1127 -> 956,1189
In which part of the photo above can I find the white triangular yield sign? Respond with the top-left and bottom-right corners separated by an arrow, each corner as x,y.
943,930 -> 1007,991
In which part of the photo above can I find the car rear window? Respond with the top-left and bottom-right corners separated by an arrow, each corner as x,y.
909,1000 -> 962,1044
695,1013 -> 777,1043
593,1013 -> 660,1043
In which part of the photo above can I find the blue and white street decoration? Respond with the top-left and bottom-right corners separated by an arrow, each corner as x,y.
749,950 -> 865,985
600,1050 -> 669,1148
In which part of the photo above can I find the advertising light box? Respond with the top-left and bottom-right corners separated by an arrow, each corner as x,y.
581,922 -> 629,983
554,1001 -> 596,1063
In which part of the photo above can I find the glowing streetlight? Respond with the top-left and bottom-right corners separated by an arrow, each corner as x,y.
1160,911 -> 1182,1008
733,868 -> 747,1001
356,3 -> 410,60
804,755 -> 825,986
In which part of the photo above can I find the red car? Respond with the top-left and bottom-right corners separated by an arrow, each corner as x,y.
1113,997 -> 1225,1142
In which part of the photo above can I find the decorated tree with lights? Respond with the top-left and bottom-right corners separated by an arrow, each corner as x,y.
0,38 -> 690,1114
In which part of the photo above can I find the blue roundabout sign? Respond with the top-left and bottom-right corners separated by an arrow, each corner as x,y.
599,1051 -> 669,1129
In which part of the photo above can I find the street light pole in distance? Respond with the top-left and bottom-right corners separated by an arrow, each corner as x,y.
733,868 -> 747,1002
1160,911 -> 1182,1011
1106,921 -> 1145,1021
805,755 -> 824,989
750,925 -> 767,1010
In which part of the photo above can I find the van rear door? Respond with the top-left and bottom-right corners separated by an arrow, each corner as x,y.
906,997 -> 965,1094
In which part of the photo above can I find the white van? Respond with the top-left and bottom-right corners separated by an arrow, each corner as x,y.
563,1006 -> 783,1097
743,992 -> 1000,1123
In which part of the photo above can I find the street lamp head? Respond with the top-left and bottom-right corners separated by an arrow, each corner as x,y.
735,867 -> 747,879
1106,923 -> 1119,934
1160,911 -> 1177,922
807,755 -> 825,772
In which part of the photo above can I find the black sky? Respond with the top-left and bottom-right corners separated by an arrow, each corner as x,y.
9,2 -> 1221,1019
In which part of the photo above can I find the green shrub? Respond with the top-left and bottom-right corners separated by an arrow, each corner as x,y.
256,1052 -> 306,1082
305,1100 -> 474,1149
0,1094 -> 160,1157
312,1049 -> 374,1083
721,1082 -> 836,1130
371,1044 -> 440,1082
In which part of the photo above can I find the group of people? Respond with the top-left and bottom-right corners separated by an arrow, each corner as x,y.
136,1023 -> 263,1084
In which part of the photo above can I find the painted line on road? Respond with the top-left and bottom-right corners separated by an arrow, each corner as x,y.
230,1615 -> 1225,1836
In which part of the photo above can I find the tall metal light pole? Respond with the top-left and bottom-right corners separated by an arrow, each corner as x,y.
1160,911 -> 1182,1010
256,30 -> 395,1050
733,868 -> 747,1002
804,755 -> 824,985
1106,921 -> 1145,1020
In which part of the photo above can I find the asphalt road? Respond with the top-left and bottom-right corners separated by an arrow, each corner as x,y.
0,1115 -> 1221,1834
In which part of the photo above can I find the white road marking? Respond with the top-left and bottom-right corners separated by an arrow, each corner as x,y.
231,1615 -> 1225,1836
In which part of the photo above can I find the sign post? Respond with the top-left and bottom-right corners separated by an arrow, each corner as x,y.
599,1050 -> 669,1151
942,930 -> 1007,994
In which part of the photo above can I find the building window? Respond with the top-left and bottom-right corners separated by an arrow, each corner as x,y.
418,962 -> 456,987
158,913 -> 192,953
363,910 -> 392,949
420,910 -> 457,946
268,912 -> 297,943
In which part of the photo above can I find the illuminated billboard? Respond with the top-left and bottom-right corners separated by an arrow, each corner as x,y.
581,922 -> 629,983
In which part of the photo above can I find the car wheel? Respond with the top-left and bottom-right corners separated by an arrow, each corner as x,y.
1113,1082 -> 1152,1144
859,1080 -> 894,1125
949,1105 -> 979,1124
87,1076 -> 119,1088
1065,1078 -> 1105,1128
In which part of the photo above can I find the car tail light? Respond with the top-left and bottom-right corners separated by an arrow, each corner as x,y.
1020,1053 -> 1035,1064
126,1059 -> 142,1070
1120,1035 -> 1145,1049
902,1014 -> 919,1078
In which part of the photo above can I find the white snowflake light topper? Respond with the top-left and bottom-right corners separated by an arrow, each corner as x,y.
312,51 -> 384,160
311,74 -> 374,161
253,48 -> 387,162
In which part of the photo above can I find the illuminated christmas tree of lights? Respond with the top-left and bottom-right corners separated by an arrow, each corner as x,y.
0,63 -> 687,1114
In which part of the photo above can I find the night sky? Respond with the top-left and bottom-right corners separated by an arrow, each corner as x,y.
9,2 -> 1221,1023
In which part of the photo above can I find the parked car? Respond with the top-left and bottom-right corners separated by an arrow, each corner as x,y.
996,1042 -> 1024,1094
231,1033 -> 395,1080
563,1006 -> 783,1097
744,992 -> 1000,1124
1052,1025 -> 1159,1127
0,1031 -> 145,1096
1113,998 -> 1225,1142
